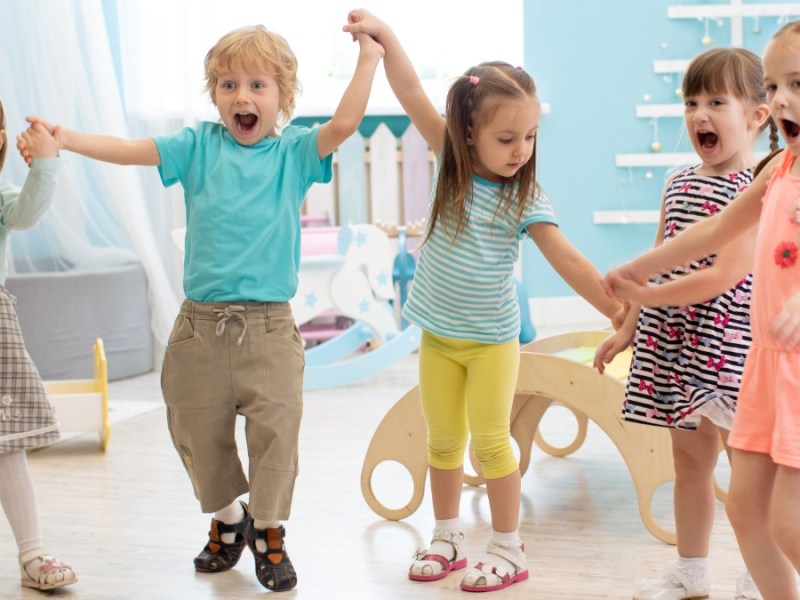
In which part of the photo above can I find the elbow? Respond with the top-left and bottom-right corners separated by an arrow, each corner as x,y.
327,117 -> 360,143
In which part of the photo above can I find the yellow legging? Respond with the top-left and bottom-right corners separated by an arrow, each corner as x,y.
419,331 -> 520,480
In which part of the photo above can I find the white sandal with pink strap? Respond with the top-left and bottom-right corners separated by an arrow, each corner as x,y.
19,550 -> 78,590
460,541 -> 529,592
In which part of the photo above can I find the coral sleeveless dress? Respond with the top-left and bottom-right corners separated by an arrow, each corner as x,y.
729,150 -> 800,467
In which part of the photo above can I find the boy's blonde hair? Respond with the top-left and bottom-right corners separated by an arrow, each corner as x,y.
204,25 -> 300,128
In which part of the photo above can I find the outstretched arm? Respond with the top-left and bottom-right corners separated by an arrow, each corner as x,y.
21,116 -> 160,166
316,30 -> 384,158
528,221 -> 624,324
603,153 -> 775,301
344,8 -> 445,155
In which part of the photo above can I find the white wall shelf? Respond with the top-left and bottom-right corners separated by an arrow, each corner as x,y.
653,59 -> 689,74
667,3 -> 800,19
593,210 -> 660,225
616,152 -> 697,167
636,104 -> 684,118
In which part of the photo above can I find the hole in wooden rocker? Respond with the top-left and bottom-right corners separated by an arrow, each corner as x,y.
370,460 -> 416,512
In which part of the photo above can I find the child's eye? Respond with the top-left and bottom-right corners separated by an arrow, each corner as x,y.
221,82 -> 235,90
499,138 -> 512,144
765,83 -> 777,93
252,82 -> 265,89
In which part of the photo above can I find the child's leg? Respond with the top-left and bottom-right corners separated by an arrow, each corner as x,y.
670,418 -> 721,558
408,332 -> 470,581
632,422 -> 720,599
727,449 -> 799,600
461,339 -> 528,592
0,450 -> 76,590
771,465 -> 800,573
0,450 -> 41,554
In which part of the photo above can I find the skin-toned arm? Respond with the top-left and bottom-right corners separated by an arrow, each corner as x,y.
610,170 -> 756,306
603,152 -> 776,301
21,116 -> 160,166
593,303 -> 640,374
343,9 -> 445,155
316,31 -> 384,159
528,221 -> 624,325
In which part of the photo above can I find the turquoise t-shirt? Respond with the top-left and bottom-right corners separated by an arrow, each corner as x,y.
402,175 -> 558,343
155,122 -> 332,302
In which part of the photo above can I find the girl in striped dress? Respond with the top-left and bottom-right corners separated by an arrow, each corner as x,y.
345,10 -> 625,593
595,48 -> 778,600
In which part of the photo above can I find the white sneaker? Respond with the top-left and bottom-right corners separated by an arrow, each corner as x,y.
633,560 -> 712,600
735,572 -> 761,600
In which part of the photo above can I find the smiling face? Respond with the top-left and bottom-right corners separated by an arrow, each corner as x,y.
468,96 -> 540,182
683,90 -> 759,175
764,34 -> 800,155
214,63 -> 281,145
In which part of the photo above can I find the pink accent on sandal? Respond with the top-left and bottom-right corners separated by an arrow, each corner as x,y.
408,553 -> 468,582
460,562 -> 529,592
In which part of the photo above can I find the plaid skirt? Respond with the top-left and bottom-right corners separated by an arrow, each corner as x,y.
0,287 -> 59,452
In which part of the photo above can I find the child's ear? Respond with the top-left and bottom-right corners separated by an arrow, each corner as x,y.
752,103 -> 771,129
466,126 -> 475,146
0,129 -> 5,152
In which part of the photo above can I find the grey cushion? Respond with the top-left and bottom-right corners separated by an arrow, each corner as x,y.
6,263 -> 154,381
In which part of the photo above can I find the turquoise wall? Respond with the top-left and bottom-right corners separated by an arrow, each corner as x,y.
522,0 -> 782,297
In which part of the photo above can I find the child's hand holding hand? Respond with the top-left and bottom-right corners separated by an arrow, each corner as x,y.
344,8 -> 387,42
602,265 -> 649,303
771,291 -> 800,349
16,116 -> 62,167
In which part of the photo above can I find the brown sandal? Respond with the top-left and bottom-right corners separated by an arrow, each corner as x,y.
194,501 -> 251,573
245,523 -> 297,591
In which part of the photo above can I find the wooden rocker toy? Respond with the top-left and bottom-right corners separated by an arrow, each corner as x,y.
361,330 -> 680,545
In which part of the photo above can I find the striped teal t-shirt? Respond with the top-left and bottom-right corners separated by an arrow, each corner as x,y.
402,175 -> 558,343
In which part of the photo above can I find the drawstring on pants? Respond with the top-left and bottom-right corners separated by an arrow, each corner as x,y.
213,305 -> 247,345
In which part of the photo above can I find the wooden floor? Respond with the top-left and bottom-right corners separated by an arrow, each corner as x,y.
0,345 -> 749,599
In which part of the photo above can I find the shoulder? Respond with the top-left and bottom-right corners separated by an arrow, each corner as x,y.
277,124 -> 317,144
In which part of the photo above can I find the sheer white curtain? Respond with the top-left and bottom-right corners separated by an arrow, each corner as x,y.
1,0 -> 178,348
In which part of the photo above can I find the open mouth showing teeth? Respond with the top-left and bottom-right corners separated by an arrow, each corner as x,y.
697,131 -> 718,149
234,112 -> 258,132
783,119 -> 800,139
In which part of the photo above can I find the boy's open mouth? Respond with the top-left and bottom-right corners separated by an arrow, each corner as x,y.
783,119 -> 800,139
235,112 -> 258,132
697,131 -> 718,150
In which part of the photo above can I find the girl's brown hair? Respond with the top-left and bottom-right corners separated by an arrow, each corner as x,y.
682,47 -> 780,152
425,61 -> 539,244
204,25 -> 300,128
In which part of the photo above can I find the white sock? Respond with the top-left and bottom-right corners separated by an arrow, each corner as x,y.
214,501 -> 245,544
0,451 -> 43,556
484,530 -> 524,573
428,518 -> 462,560
252,519 -> 281,553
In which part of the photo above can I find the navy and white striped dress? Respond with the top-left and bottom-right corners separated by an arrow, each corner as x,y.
623,166 -> 753,430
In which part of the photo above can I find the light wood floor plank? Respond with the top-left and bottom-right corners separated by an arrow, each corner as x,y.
0,354 -> 749,599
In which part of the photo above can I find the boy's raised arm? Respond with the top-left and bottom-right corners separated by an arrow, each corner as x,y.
316,32 -> 384,159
